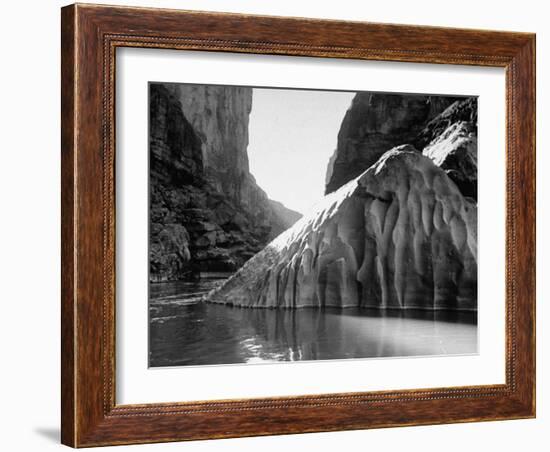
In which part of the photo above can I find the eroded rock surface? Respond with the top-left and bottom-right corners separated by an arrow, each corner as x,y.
208,146 -> 477,310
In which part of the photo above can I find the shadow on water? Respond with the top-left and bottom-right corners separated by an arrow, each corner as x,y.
149,279 -> 478,368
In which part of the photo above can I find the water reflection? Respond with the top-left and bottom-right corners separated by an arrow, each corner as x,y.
149,280 -> 477,367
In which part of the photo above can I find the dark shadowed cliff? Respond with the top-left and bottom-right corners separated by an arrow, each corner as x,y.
325,93 -> 462,194
149,83 -> 301,282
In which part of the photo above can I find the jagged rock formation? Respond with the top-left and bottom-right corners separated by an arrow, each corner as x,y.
208,146 -> 477,310
150,83 -> 301,282
422,121 -> 477,200
325,93 -> 461,194
417,98 -> 478,200
414,97 -> 478,150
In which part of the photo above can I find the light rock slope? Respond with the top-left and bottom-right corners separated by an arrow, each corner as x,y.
208,146 -> 477,310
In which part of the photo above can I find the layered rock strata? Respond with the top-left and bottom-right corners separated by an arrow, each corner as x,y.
208,146 -> 477,310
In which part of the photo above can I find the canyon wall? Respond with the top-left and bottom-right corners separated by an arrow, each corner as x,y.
149,83 -> 301,282
325,93 -> 462,194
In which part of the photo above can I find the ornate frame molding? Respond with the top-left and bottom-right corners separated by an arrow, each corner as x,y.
61,4 -> 535,447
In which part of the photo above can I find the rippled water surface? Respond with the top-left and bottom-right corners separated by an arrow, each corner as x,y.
149,278 -> 477,367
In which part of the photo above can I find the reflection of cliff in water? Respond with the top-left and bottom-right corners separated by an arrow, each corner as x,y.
150,282 -> 477,367
233,306 -> 476,362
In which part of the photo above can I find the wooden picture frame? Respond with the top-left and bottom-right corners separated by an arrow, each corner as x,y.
61,3 -> 536,447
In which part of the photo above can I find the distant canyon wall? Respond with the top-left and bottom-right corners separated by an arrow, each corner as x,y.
150,83 -> 301,282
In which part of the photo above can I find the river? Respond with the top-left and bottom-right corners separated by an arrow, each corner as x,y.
149,277 -> 477,367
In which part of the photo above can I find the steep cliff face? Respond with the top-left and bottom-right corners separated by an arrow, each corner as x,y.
149,84 -> 202,281
150,84 -> 301,282
208,146 -> 477,310
165,84 -> 301,237
165,84 -> 253,202
325,93 -> 461,194
149,84 -> 204,187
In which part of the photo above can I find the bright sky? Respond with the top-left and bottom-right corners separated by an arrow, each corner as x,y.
247,88 -> 355,214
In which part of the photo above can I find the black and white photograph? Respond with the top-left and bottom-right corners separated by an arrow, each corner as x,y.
1,0 -> 543,449
148,82 -> 478,367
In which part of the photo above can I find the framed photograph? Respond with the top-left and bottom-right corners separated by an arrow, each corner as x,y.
61,3 -> 536,447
